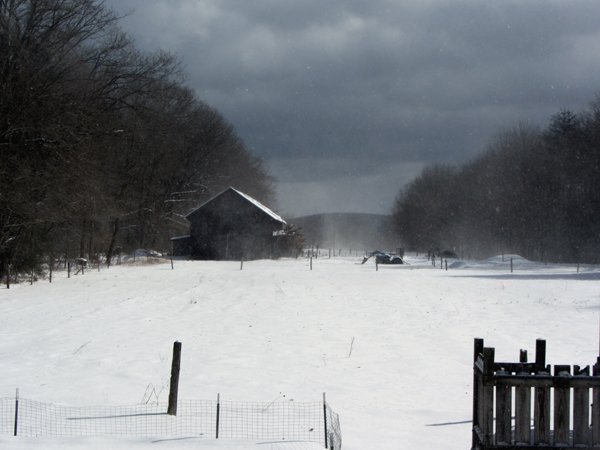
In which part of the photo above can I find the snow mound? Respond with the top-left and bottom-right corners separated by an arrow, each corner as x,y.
483,254 -> 531,264
448,260 -> 468,269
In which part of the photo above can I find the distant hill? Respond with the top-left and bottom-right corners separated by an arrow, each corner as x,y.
289,213 -> 399,252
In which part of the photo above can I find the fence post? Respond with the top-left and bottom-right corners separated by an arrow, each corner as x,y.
6,264 -> 10,289
68,261 -> 71,278
534,339 -> 550,445
240,257 -> 244,271
472,338 -> 484,449
322,392 -> 328,449
535,339 -> 546,371
510,258 -> 513,273
495,368 -> 511,445
515,349 -> 531,445
216,393 -> 220,439
13,388 -> 19,436
481,347 -> 495,447
310,257 -> 313,271
573,365 -> 590,446
592,357 -> 600,446
167,341 -> 182,416
553,365 -> 571,446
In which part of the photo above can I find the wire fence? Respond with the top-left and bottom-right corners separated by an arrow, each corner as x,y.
0,396 -> 341,449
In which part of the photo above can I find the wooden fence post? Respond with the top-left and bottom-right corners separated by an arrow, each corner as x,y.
495,368 -> 511,445
593,357 -> 600,446
510,258 -> 513,273
6,264 -> 10,289
310,257 -> 312,271
472,338 -> 484,449
167,341 -> 182,416
534,339 -> 550,445
481,347 -> 495,447
573,365 -> 590,446
553,365 -> 571,446
515,349 -> 531,445
535,339 -> 546,371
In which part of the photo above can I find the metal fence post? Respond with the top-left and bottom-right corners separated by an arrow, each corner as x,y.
14,388 -> 19,436
323,392 -> 328,448
216,393 -> 220,439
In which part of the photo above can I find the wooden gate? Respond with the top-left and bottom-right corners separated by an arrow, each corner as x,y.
472,338 -> 600,449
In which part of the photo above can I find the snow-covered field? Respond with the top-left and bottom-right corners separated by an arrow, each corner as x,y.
1,254 -> 599,449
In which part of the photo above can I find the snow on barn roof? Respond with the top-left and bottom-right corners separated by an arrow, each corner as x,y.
185,187 -> 287,224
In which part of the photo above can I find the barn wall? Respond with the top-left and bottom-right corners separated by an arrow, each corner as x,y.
188,190 -> 284,260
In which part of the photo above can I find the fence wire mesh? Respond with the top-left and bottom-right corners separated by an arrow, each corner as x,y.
0,397 -> 341,448
325,401 -> 342,450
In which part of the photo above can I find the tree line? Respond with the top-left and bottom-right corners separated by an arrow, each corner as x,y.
0,0 -> 274,279
393,99 -> 600,263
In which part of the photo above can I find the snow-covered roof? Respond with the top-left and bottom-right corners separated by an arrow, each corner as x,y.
185,187 -> 287,224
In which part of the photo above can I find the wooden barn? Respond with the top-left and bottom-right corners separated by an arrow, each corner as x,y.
171,187 -> 287,260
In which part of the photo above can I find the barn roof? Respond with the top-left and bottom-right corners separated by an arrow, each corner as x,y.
185,187 -> 287,224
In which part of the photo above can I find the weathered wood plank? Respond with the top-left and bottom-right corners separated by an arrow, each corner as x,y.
482,446 -> 588,450
553,365 -> 571,446
515,375 -> 531,445
473,338 -> 484,449
533,368 -> 551,445
482,347 -> 495,446
494,374 -> 600,388
494,362 -> 537,373
573,365 -> 590,446
535,339 -> 546,372
592,358 -> 600,447
495,370 -> 512,445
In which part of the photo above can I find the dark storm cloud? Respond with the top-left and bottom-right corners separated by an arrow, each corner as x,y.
105,0 -> 600,215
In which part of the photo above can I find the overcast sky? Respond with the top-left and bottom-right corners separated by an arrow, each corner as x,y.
104,0 -> 600,217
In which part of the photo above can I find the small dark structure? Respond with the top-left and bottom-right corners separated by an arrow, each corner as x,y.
472,338 -> 600,450
439,249 -> 458,259
171,187 -> 287,260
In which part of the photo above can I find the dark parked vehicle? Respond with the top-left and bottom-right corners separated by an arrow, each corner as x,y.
439,250 -> 458,259
362,250 -> 404,265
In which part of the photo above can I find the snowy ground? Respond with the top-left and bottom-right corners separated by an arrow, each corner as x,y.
1,254 -> 599,449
